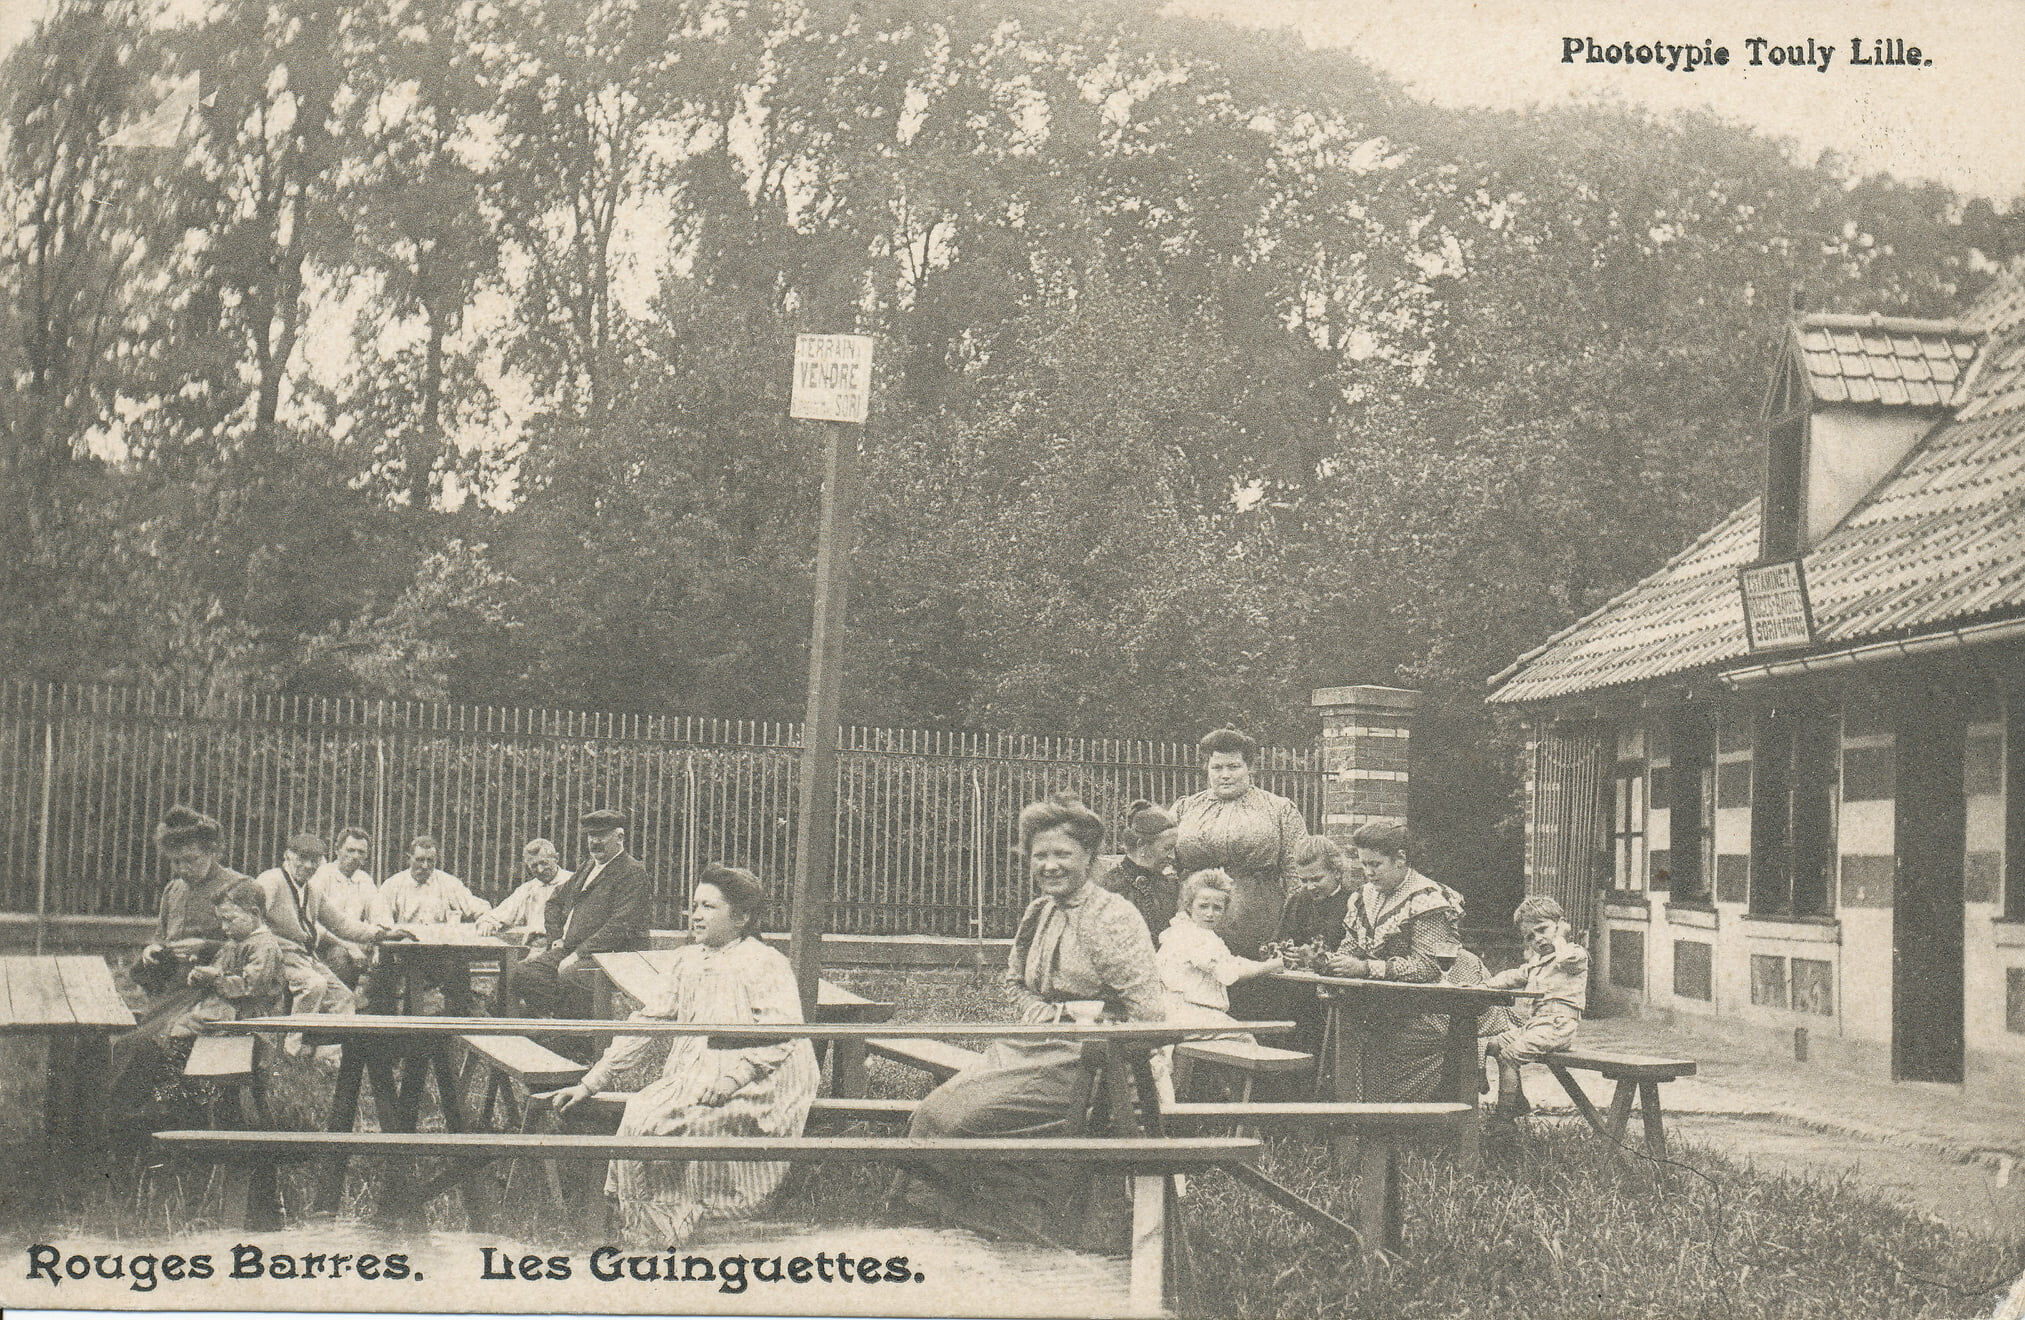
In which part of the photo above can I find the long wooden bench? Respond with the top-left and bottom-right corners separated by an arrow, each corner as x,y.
864,1035 -> 984,1083
550,1089 -> 1466,1257
1173,1039 -> 1313,1105
154,1128 -> 1254,1315
1537,1048 -> 1697,1161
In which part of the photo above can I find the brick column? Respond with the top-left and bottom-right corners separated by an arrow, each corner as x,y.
1310,685 -> 1419,845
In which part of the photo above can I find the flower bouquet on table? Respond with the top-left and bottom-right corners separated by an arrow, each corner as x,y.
1260,938 -> 1332,973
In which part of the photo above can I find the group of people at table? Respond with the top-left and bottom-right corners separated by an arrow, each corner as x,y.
108,725 -> 1588,1253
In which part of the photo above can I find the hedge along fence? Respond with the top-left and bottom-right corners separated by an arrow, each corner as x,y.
0,682 -> 1322,939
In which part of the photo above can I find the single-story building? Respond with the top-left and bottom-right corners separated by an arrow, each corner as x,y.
1487,273 -> 2025,1105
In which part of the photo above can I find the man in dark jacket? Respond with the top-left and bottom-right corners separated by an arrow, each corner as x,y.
506,807 -> 649,1018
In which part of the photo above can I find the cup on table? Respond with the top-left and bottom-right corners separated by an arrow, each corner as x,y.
1063,1000 -> 1105,1024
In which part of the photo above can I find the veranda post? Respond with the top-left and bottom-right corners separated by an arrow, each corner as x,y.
786,334 -> 875,1015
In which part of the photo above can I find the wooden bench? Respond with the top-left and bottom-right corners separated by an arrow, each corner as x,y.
154,1128 -> 1256,1315
184,1034 -> 268,1127
1172,1039 -> 1313,1104
456,1033 -> 590,1202
1538,1048 -> 1697,1161
865,1035 -> 984,1083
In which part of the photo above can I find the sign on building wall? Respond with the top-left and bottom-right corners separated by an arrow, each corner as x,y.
789,334 -> 875,424
1739,560 -> 1816,651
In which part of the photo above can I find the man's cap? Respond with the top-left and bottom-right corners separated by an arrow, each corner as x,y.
580,808 -> 629,832
286,831 -> 327,860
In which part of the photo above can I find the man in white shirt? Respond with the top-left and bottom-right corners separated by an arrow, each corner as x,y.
477,839 -> 573,946
254,831 -> 389,996
364,835 -> 492,1013
307,826 -> 382,984
369,835 -> 493,927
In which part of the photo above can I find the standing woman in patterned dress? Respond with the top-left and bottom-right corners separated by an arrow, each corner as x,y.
551,864 -> 819,1245
1170,726 -> 1309,1019
1324,821 -> 1466,1102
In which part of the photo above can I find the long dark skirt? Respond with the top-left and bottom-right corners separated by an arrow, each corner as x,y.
907,1040 -> 1128,1252
108,985 -> 206,1138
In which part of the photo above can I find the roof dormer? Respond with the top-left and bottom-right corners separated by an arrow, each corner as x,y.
1758,314 -> 1977,562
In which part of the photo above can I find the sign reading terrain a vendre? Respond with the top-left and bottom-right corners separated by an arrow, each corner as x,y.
790,334 -> 875,425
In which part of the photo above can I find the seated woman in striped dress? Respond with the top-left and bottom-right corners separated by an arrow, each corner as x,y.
551,864 -> 819,1245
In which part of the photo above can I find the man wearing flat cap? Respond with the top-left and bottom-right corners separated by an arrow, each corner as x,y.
505,807 -> 649,1019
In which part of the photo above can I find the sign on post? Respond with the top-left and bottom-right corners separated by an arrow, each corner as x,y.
790,334 -> 875,424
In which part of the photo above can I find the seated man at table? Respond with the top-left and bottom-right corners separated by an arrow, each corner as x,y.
364,834 -> 492,1013
506,808 -> 648,1022
310,826 -> 382,984
476,837 -> 573,947
256,831 -> 389,1004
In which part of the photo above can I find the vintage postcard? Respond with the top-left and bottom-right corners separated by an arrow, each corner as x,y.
3,0 -> 2023,1315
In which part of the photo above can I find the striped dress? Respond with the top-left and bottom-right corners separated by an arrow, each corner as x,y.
578,937 -> 820,1245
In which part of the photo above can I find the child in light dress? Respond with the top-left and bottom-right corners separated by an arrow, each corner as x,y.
173,880 -> 296,1038
1156,868 -> 1285,1040
1481,894 -> 1589,1118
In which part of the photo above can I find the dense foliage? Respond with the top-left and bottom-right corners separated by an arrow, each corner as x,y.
6,0 -> 2022,896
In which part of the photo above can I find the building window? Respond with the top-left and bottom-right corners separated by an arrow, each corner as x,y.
1608,929 -> 1645,991
1750,708 -> 1839,917
1750,954 -> 1789,1009
1675,941 -> 1713,1001
1611,730 -> 1647,893
1667,708 -> 1715,904
1791,958 -> 1834,1016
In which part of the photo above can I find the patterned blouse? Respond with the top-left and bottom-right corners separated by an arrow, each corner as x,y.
1005,883 -> 1165,1023
1338,869 -> 1463,982
1169,785 -> 1309,957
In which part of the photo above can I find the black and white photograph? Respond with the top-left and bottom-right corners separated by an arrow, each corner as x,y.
3,0 -> 2024,1314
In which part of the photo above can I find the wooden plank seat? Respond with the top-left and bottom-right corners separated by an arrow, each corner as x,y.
456,1034 -> 591,1203
1172,1039 -> 1313,1104
1535,1048 -> 1698,1162
183,1033 -> 268,1127
864,1036 -> 984,1083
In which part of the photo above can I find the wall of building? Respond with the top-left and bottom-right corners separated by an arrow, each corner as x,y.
1804,408 -> 1934,547
1576,670 -> 2025,1105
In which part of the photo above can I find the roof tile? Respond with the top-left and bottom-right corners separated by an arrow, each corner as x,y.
1901,356 -> 1932,382
1846,377 -> 1878,403
1833,331 -> 1864,353
1801,330 -> 1832,352
1875,379 -> 1909,405
1814,376 -> 1848,403
1906,379 -> 1939,405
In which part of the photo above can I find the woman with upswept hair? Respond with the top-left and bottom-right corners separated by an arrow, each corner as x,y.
905,792 -> 1164,1250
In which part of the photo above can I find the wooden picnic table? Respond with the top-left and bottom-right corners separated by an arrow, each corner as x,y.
0,954 -> 136,1158
1271,970 -> 1514,1164
591,946 -> 896,1094
376,922 -> 522,1016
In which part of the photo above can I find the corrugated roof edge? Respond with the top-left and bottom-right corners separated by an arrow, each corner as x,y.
1483,497 -> 1760,702
1799,312 -> 1968,336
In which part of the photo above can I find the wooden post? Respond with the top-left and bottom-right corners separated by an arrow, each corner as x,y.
789,420 -> 865,1015
34,712 -> 55,955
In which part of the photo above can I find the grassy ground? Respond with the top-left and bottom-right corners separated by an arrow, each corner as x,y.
4,965 -> 2020,1318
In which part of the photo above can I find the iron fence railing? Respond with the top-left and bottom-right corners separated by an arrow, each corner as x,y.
0,682 -> 1321,940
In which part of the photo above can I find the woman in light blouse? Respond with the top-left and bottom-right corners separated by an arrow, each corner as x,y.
907,793 -> 1164,1249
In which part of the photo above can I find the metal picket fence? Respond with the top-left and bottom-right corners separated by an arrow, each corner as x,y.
0,682 -> 1321,939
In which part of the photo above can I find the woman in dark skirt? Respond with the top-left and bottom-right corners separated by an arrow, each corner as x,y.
907,794 -> 1165,1250
108,806 -> 247,1138
1325,821 -> 1465,1102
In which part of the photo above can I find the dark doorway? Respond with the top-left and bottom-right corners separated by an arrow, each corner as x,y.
1893,685 -> 1966,1083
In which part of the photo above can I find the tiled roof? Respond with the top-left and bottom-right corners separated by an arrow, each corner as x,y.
1794,314 -> 1978,408
1490,310 -> 2025,706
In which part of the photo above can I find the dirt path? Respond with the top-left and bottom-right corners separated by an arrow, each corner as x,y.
1671,1114 -> 2025,1241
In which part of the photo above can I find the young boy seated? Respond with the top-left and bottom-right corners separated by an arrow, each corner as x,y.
1157,868 -> 1285,1038
1481,895 -> 1588,1118
172,881 -> 296,1038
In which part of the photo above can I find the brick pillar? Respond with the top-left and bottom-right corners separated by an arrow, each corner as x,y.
1310,685 -> 1419,845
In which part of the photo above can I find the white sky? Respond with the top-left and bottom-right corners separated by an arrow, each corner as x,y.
1181,0 -> 2025,201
